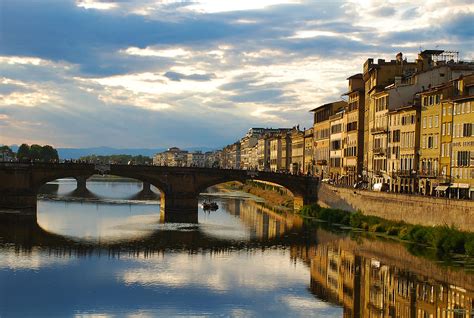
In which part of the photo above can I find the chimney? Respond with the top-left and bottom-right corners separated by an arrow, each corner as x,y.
396,52 -> 403,63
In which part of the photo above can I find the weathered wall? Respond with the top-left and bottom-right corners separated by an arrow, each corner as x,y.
318,183 -> 474,232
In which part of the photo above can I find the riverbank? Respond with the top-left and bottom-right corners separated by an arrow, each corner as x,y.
212,181 -> 293,210
299,203 -> 474,258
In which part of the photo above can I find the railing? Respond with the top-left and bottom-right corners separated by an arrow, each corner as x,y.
370,127 -> 387,134
393,170 -> 414,177
373,147 -> 386,155
418,170 -> 439,178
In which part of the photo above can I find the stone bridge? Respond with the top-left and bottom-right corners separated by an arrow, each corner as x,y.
0,163 -> 318,222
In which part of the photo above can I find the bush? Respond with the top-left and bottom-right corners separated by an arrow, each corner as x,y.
349,211 -> 364,228
405,225 -> 431,245
369,224 -> 386,233
386,226 -> 401,236
431,226 -> 466,254
465,235 -> 474,256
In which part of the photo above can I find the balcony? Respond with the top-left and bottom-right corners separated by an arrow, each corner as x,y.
370,126 -> 387,135
329,112 -> 343,121
419,170 -> 439,178
393,170 -> 413,177
373,147 -> 386,155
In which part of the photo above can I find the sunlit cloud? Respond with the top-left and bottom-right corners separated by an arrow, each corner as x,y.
122,47 -> 192,58
76,0 -> 118,10
184,0 -> 302,13
0,249 -> 71,270
120,251 -> 309,292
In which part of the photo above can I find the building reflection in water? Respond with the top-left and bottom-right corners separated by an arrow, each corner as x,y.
221,198 -> 302,240
292,232 -> 474,318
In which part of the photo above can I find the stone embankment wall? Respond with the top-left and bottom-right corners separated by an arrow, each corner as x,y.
318,183 -> 474,232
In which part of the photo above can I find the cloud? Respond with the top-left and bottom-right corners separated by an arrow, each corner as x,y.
164,71 -> 216,82
0,0 -> 473,147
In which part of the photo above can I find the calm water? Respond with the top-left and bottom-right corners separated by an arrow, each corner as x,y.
0,179 -> 472,317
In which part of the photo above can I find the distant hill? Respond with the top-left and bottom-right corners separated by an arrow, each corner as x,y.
5,145 -> 217,159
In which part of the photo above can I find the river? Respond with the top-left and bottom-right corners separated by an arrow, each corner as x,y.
0,179 -> 472,317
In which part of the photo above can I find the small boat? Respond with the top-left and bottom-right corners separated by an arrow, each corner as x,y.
201,201 -> 219,211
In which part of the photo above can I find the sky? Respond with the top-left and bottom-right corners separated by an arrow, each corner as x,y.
0,0 -> 473,149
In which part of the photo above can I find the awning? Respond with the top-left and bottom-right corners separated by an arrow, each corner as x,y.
435,185 -> 449,191
450,183 -> 470,189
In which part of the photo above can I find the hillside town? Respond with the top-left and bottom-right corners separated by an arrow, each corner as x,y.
153,50 -> 474,200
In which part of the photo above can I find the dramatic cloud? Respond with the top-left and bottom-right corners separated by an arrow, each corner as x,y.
0,0 -> 473,148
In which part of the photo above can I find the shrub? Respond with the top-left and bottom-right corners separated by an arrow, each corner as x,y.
369,224 -> 386,233
386,226 -> 401,236
406,225 -> 431,245
349,211 -> 364,228
465,235 -> 474,257
431,226 -> 466,254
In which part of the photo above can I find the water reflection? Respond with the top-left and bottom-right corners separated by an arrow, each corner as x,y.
292,231 -> 474,318
0,180 -> 473,317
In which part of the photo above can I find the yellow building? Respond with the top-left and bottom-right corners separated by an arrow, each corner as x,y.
303,128 -> 314,175
419,88 -> 443,195
451,74 -> 474,199
342,74 -> 365,186
291,129 -> 304,174
329,109 -> 345,181
311,101 -> 347,180
371,91 -> 390,185
363,53 -> 419,186
387,104 -> 420,193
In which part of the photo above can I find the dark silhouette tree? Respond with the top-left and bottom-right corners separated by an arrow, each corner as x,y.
29,144 -> 43,161
17,144 -> 30,160
40,145 -> 59,162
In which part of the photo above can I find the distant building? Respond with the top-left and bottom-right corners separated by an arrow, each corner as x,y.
291,128 -> 304,174
153,147 -> 188,167
186,151 -> 205,167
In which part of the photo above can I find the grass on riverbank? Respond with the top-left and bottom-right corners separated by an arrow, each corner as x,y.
299,204 -> 474,257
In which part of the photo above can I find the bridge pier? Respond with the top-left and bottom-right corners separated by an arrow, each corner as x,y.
160,192 -> 199,223
75,176 -> 88,192
0,190 -> 37,210
142,182 -> 152,194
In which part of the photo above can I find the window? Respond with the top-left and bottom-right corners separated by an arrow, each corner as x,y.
428,116 -> 433,128
447,123 -> 451,135
433,135 -> 438,148
392,130 -> 400,142
463,123 -> 473,137
442,106 -> 446,116
457,151 -> 470,167
434,115 -> 439,128
427,135 -> 433,148
442,123 -> 445,136
423,117 -> 426,128
435,94 -> 440,104
422,135 -> 426,149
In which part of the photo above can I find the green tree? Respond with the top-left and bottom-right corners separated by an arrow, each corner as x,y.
17,144 -> 30,160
